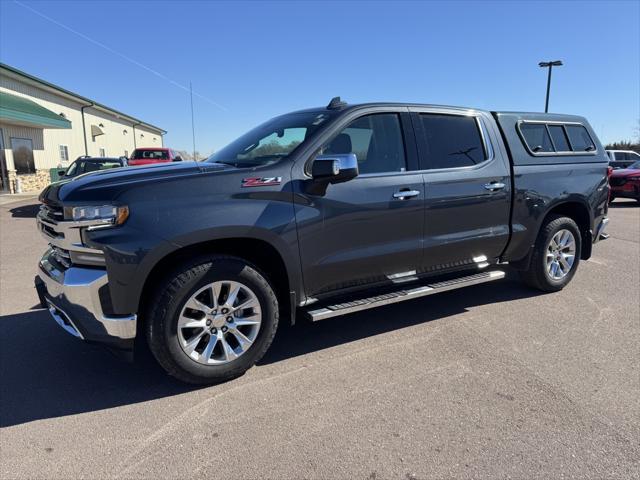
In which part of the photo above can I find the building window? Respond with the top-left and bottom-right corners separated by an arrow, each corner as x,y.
99,148 -> 106,157
59,145 -> 69,162
11,138 -> 36,174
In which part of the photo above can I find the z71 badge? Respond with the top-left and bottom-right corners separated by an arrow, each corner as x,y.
242,177 -> 282,187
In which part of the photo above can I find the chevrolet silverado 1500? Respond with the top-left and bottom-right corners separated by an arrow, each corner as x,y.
35,98 -> 610,383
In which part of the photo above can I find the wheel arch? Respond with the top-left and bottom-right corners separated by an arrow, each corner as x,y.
510,199 -> 593,270
137,237 -> 298,330
544,200 -> 593,260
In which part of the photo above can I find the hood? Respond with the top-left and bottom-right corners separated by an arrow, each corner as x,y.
40,161 -> 235,205
611,167 -> 640,178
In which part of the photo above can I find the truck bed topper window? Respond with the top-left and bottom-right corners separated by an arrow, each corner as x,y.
518,121 -> 596,156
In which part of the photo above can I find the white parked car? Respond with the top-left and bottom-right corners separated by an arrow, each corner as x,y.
606,149 -> 640,169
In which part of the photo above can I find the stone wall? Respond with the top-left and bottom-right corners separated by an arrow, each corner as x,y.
7,169 -> 50,193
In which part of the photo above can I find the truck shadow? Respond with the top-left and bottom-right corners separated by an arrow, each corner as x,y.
8,203 -> 41,218
0,272 -> 541,427
260,272 -> 539,365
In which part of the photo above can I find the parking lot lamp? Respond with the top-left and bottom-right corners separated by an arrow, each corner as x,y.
539,60 -> 563,113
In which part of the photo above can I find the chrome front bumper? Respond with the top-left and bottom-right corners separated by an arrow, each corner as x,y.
36,248 -> 137,343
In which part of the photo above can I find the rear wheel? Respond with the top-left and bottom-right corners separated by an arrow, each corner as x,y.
146,256 -> 279,384
520,215 -> 581,292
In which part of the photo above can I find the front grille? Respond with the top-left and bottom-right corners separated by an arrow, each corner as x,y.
610,178 -> 626,187
41,204 -> 64,222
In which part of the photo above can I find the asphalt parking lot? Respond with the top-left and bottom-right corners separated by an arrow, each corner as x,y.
1,198 -> 638,480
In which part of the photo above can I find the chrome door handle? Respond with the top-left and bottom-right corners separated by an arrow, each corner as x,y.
393,189 -> 421,200
483,182 -> 506,191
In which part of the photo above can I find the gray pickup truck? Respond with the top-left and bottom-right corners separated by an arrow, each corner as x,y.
35,98 -> 610,384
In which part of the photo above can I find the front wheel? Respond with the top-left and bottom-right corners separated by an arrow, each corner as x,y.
520,215 -> 582,292
146,256 -> 279,384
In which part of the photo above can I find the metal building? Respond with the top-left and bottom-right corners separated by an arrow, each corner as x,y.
0,63 -> 166,192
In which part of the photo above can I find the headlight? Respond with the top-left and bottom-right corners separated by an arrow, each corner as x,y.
67,205 -> 129,228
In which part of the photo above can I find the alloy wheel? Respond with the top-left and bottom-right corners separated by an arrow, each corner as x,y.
546,229 -> 576,280
177,281 -> 262,365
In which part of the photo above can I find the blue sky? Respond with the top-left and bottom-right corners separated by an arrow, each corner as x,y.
1,0 -> 638,154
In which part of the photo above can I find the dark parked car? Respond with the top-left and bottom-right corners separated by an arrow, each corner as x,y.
609,160 -> 640,203
35,98 -> 610,384
128,148 -> 182,166
58,156 -> 128,179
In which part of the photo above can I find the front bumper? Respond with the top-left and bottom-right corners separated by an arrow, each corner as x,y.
35,248 -> 137,351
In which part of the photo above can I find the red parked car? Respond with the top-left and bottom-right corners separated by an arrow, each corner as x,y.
610,160 -> 640,203
128,148 -> 183,166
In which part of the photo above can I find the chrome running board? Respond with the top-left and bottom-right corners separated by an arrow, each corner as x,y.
306,270 -> 505,322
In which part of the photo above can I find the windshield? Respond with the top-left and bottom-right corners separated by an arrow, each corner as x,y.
206,111 -> 335,167
66,158 -> 124,177
629,160 -> 640,169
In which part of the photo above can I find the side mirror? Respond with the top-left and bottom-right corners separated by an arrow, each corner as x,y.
311,153 -> 358,184
57,170 -> 66,177
173,155 -> 183,162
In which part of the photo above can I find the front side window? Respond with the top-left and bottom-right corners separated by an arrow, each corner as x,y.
520,124 -> 554,153
548,125 -> 571,151
321,113 -> 406,174
565,125 -> 595,152
11,138 -> 35,174
419,114 -> 487,168
208,111 -> 336,168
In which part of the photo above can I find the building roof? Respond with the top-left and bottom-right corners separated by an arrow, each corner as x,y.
0,63 -> 166,134
0,91 -> 72,129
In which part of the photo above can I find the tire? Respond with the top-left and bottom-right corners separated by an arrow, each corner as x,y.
146,255 -> 279,384
520,215 -> 582,292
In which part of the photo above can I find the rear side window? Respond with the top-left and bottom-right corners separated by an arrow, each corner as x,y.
419,114 -> 487,169
548,125 -> 571,151
565,125 -> 595,152
131,149 -> 169,160
520,124 -> 554,153
519,122 -> 596,155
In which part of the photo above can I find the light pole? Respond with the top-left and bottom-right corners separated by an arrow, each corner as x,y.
538,60 -> 563,113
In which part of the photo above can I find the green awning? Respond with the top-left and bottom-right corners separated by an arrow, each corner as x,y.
0,91 -> 71,129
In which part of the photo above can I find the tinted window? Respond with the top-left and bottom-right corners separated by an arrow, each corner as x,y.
565,125 -> 595,152
614,152 -> 626,160
548,125 -> 571,151
419,114 -> 486,169
131,149 -> 169,160
323,114 -> 406,174
520,124 -> 554,153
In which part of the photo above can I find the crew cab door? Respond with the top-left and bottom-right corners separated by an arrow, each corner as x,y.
410,108 -> 511,272
293,109 -> 425,298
